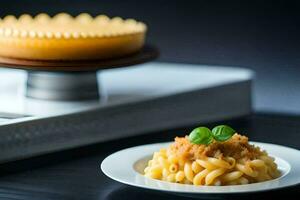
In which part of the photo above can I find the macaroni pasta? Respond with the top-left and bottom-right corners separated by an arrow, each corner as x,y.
144,134 -> 280,186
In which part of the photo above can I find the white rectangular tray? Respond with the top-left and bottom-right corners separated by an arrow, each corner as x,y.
0,62 -> 253,163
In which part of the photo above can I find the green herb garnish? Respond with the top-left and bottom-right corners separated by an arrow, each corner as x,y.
188,125 -> 236,145
188,127 -> 213,145
212,125 -> 236,142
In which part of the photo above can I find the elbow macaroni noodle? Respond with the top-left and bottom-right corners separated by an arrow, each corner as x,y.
144,145 -> 280,186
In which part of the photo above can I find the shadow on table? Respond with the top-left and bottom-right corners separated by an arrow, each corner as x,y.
102,184 -> 300,200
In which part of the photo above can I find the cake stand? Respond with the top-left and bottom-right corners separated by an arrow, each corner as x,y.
0,45 -> 158,101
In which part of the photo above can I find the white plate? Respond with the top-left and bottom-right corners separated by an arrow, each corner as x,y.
101,142 -> 300,197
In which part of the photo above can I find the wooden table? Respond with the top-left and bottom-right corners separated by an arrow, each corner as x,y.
0,112 -> 299,200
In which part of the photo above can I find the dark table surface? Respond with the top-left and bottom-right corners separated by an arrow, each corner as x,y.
0,112 -> 299,200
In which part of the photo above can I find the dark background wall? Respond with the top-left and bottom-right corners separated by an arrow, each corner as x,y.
1,0 -> 300,113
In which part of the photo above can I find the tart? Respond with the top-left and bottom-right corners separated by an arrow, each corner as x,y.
0,13 -> 147,60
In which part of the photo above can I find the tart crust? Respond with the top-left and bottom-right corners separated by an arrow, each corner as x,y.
0,13 -> 147,60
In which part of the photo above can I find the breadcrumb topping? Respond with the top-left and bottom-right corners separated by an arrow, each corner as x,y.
169,134 -> 265,161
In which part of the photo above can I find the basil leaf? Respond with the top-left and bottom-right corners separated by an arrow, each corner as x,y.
212,125 -> 235,142
189,127 -> 213,145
